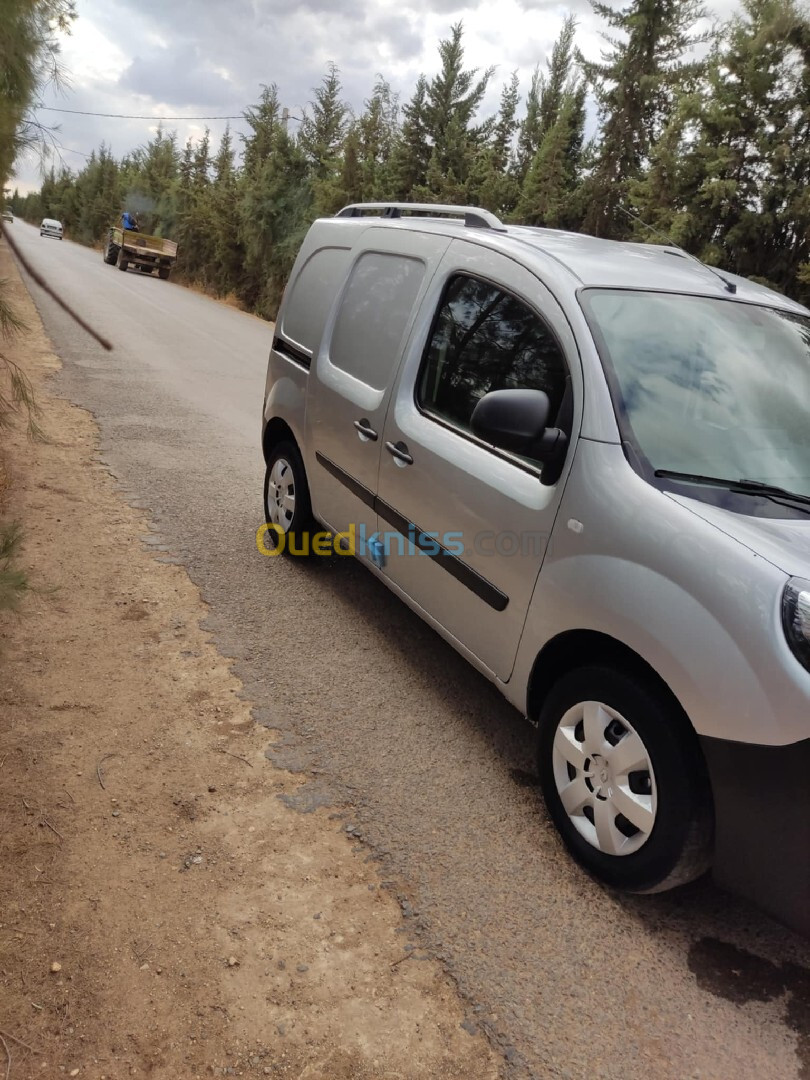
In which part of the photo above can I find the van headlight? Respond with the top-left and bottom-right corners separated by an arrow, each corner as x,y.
783,578 -> 810,670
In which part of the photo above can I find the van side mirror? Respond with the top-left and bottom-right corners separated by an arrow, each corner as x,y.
471,389 -> 566,463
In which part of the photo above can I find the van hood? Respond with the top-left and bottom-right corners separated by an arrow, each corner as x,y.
666,493 -> 810,579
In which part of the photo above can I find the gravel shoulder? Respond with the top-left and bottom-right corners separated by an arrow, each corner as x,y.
0,246 -> 503,1078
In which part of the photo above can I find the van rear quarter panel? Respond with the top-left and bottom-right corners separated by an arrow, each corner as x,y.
263,351 -> 308,452
264,221 -> 358,454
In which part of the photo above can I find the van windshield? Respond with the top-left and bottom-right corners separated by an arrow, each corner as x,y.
584,289 -> 810,500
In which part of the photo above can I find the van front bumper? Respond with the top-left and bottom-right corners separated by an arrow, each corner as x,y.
700,734 -> 810,936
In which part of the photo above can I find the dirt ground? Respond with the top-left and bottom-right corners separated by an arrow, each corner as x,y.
0,247 -> 503,1079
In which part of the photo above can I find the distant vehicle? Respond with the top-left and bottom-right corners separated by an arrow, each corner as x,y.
40,218 -> 63,239
103,225 -> 177,280
2,209 -> 13,223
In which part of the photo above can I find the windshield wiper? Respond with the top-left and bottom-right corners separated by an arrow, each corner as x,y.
655,469 -> 810,509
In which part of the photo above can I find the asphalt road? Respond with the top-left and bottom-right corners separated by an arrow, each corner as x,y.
11,221 -> 810,1080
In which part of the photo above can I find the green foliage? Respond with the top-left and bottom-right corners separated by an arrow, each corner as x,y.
12,10 -> 810,315
0,523 -> 30,613
1,0 -> 73,449
579,0 -> 711,238
514,16 -> 586,226
0,0 -> 76,185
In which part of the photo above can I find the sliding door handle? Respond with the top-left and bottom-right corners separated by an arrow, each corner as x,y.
354,418 -> 378,442
385,440 -> 413,466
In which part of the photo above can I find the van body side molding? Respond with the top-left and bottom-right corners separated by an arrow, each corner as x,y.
315,452 -> 375,509
314,452 -> 508,612
375,499 -> 509,612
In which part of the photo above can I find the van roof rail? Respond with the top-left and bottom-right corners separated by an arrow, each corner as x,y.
336,202 -> 508,233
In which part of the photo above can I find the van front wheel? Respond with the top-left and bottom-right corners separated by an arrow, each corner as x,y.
262,442 -> 316,557
537,666 -> 712,893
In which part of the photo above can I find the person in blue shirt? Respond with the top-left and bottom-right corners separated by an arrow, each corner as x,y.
121,211 -> 139,231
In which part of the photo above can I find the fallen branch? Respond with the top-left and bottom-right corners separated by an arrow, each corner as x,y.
96,753 -> 118,790
214,748 -> 253,768
40,818 -> 63,842
0,1024 -> 39,1079
0,1030 -> 36,1053
1,222 -> 113,351
133,941 -> 152,963
390,950 -> 416,969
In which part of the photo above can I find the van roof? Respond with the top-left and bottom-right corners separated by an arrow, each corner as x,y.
334,203 -> 808,316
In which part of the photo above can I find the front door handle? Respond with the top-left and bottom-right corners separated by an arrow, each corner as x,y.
385,440 -> 413,466
354,418 -> 378,442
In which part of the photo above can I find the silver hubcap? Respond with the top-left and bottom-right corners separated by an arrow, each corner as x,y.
552,700 -> 657,856
266,458 -> 296,532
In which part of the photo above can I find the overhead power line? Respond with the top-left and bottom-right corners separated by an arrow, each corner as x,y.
36,105 -> 245,120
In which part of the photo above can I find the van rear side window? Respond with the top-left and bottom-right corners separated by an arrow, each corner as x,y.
329,253 -> 425,390
281,247 -> 351,355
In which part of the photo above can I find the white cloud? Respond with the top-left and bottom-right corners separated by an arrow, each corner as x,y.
12,0 -> 743,193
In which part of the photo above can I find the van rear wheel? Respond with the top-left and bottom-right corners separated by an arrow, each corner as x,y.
262,442 -> 316,557
537,666 -> 712,893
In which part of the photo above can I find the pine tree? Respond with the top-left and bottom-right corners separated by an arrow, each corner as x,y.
387,75 -> 430,198
515,67 -> 543,184
419,23 -> 494,194
237,92 -> 313,315
299,63 -> 350,180
539,15 -> 579,136
492,72 -> 520,172
466,74 -> 521,214
192,128 -> 212,189
516,94 -> 582,228
357,76 -> 399,199
671,0 -> 810,295
514,18 -> 586,227
338,125 -> 364,206
210,126 -> 243,294
515,15 -> 583,202
242,84 -> 283,177
579,0 -> 710,238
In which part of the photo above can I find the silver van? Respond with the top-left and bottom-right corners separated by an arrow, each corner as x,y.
261,203 -> 810,934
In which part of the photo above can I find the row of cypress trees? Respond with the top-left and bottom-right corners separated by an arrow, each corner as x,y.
13,0 -> 810,317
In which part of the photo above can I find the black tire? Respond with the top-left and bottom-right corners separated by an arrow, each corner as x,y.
103,244 -> 117,265
117,247 -> 128,272
262,441 -> 316,558
158,267 -> 170,280
537,666 -> 712,893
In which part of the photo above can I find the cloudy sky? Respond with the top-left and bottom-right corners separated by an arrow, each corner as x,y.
14,0 -> 739,194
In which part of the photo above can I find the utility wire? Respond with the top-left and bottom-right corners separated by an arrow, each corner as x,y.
35,104 -> 306,122
36,105 -> 245,120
